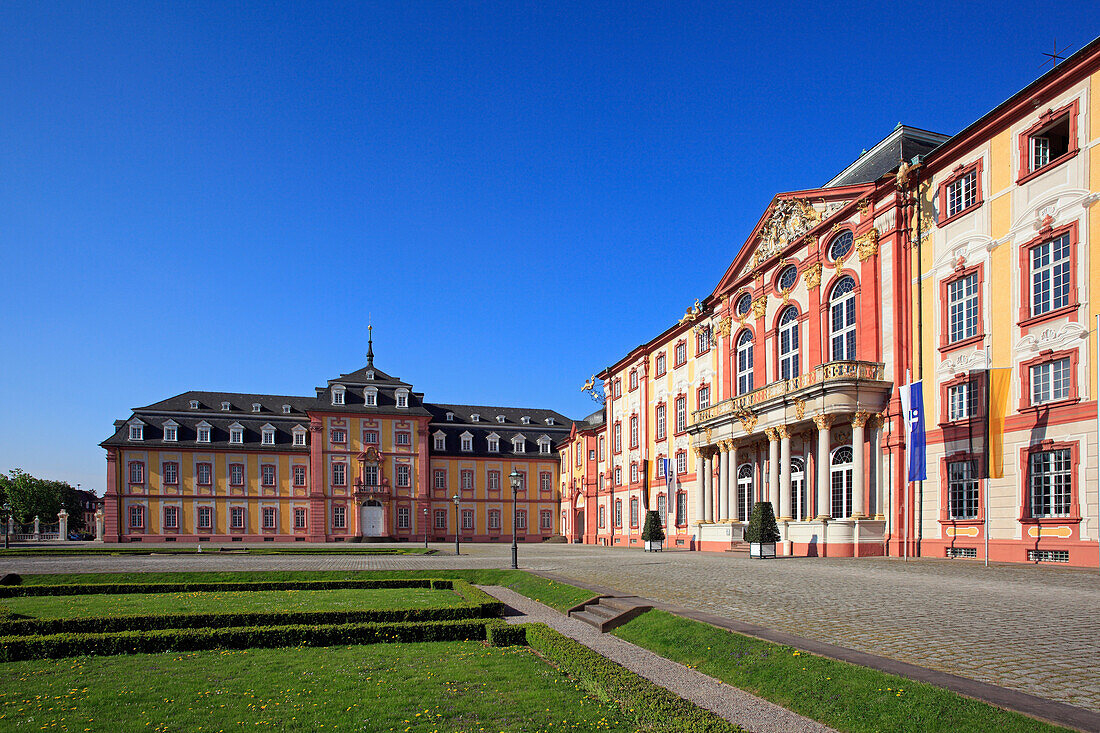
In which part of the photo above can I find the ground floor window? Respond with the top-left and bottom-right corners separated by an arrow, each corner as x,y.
614,499 -> 622,528
262,507 -> 276,529
332,505 -> 346,530
831,447 -> 853,518
489,510 -> 501,529
397,506 -> 409,529
629,497 -> 639,527
434,509 -> 447,529
163,506 -> 179,529
736,464 -> 753,521
231,506 -> 246,530
1029,448 -> 1072,518
599,505 -> 606,528
540,509 -> 552,530
294,507 -> 308,529
656,494 -> 667,519
462,509 -> 474,530
198,506 -> 212,529
948,459 -> 979,519
516,510 -> 527,530
676,492 -> 686,526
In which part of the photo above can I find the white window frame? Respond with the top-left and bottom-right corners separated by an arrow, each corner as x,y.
198,506 -> 213,529
331,385 -> 345,406
1030,233 -> 1071,318
778,307 -> 800,380
512,435 -> 526,454
395,389 -> 409,408
736,331 -> 754,394
461,432 -> 473,452
948,459 -> 979,520
538,437 -> 551,454
675,396 -> 687,433
830,276 -> 857,361
262,506 -> 276,529
197,422 -> 212,443
128,420 -> 144,441
487,433 -> 500,452
1029,448 -> 1072,518
947,272 -> 979,344
433,432 -> 446,451
364,387 -> 378,406
1031,357 -> 1071,405
946,170 -> 977,217
947,382 -> 975,421
262,425 -> 276,445
162,420 -> 178,442
229,423 -> 244,445
293,426 -> 307,446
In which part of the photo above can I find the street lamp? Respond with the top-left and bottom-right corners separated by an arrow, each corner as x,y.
509,468 -> 521,569
2,503 -> 9,550
452,494 -> 460,556
423,506 -> 429,549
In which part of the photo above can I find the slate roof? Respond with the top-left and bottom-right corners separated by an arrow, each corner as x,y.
824,124 -> 949,188
425,403 -> 574,459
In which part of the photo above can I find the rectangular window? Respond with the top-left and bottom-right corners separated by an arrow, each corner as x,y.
516,510 -> 527,530
331,463 -> 346,486
598,505 -> 606,528
540,510 -> 552,530
397,464 -> 410,487
629,370 -> 638,391
262,507 -> 276,529
540,472 -> 551,492
629,415 -> 638,448
588,449 -> 595,461
396,432 -> 411,446
197,463 -> 212,486
293,431 -> 306,446
164,426 -> 177,442
1030,233 -> 1071,318
129,425 -> 143,441
164,506 -> 179,529
1029,448 -> 1072,518
697,328 -> 711,355
1028,114 -> 1071,174
129,461 -> 144,484
947,460 -> 979,520
698,385 -> 710,410
434,509 -> 447,529
630,498 -> 639,527
262,429 -> 275,445
293,465 -> 307,487
364,430 -> 379,444
947,272 -> 980,344
397,507 -> 409,529
676,492 -> 687,526
230,464 -> 244,487
488,437 -> 499,452
434,435 -> 445,450
396,393 -> 408,408
676,452 -> 686,475
945,170 -> 977,218
488,470 -> 501,491
230,427 -> 244,444
598,473 -> 605,491
489,510 -> 501,529
294,507 -> 307,529
598,436 -> 605,461
614,500 -> 622,528
198,506 -> 212,529
655,353 -> 666,376
1031,357 -> 1071,405
613,423 -> 622,453
947,382 -> 976,421
657,459 -> 665,478
657,493 -> 667,518
513,438 -> 525,453
261,464 -> 276,487
231,506 -> 245,529
434,470 -> 446,489
330,429 -> 346,444
614,467 -> 622,486
614,379 -> 622,399
576,446 -> 582,467
460,435 -> 472,452
365,390 -> 377,406
630,463 -> 638,484
675,396 -> 687,433
675,342 -> 687,366
332,389 -> 345,405
333,505 -> 346,529
462,509 -> 474,530
197,426 -> 211,443
461,469 -> 473,490
128,505 -> 143,529
162,462 -> 178,485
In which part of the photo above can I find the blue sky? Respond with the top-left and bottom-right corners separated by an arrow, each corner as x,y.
2,1 -> 1097,493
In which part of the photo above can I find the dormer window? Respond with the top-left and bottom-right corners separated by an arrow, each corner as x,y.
189,400 -> 199,410
445,412 -> 454,422
521,416 -> 531,425
460,431 -> 473,452
221,401 -> 231,411
487,433 -> 500,452
252,403 -> 262,413
512,435 -> 526,454
260,424 -> 276,445
292,425 -> 307,447
364,387 -> 378,407
538,436 -> 551,454
496,415 -> 506,424
282,404 -> 292,414
196,421 -> 211,443
365,370 -> 375,380
471,414 -> 480,422
162,420 -> 178,442
395,389 -> 409,408
545,417 -> 555,426
332,385 -> 345,406
433,431 -> 446,451
229,423 -> 244,444
128,419 -> 144,441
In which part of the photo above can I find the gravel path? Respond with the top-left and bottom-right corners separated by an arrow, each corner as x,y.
479,585 -> 837,733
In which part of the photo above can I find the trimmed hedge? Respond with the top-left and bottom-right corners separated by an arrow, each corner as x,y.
0,578 -> 452,598
0,580 -> 501,636
0,617 -> 493,662
525,623 -> 742,733
0,547 -> 435,556
485,622 -> 528,647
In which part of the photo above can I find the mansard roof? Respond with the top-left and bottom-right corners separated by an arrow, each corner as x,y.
426,403 -> 573,429
824,124 -> 948,189
136,391 -> 315,416
101,412 -> 310,452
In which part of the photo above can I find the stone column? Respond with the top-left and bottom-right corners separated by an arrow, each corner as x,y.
851,412 -> 869,519
717,442 -> 729,520
728,443 -> 738,521
95,509 -> 105,541
695,449 -> 706,525
814,415 -> 833,519
704,451 -> 715,523
58,509 -> 69,541
766,429 -> 780,521
778,426 -> 792,521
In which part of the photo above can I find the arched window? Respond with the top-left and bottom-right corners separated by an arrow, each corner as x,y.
735,294 -> 752,317
777,264 -> 798,292
789,457 -> 806,521
828,231 -> 854,261
831,446 -> 854,519
830,276 -> 857,361
778,306 -> 800,379
736,331 -> 754,394
736,464 -> 754,521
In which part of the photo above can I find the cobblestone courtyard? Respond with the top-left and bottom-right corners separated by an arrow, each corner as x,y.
5,543 -> 1098,713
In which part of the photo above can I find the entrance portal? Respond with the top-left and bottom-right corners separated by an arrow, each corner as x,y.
575,510 -> 584,540
360,500 -> 384,538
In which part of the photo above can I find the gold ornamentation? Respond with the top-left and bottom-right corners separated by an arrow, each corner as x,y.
715,316 -> 732,338
776,425 -> 790,439
678,298 -> 704,325
856,228 -> 880,262
704,427 -> 713,443
755,198 -> 822,264
834,253 -> 847,271
812,413 -> 833,431
851,411 -> 871,429
581,375 -> 596,392
751,296 -> 767,319
858,198 -> 869,217
805,262 -> 822,289
763,427 -> 779,441
794,397 -> 807,421
734,407 -> 757,434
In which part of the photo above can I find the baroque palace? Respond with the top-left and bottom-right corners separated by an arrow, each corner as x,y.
558,37 -> 1100,567
101,337 -> 570,543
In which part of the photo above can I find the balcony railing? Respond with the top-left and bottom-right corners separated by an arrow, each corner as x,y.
693,360 -> 886,424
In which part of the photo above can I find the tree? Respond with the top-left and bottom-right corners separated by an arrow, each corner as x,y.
745,501 -> 780,544
0,470 -> 85,531
641,510 -> 665,542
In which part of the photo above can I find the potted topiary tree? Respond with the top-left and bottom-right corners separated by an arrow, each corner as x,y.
641,510 -> 665,552
746,501 -> 779,559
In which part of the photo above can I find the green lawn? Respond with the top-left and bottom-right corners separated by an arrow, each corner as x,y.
3,587 -> 463,620
18,569 -> 596,613
0,642 -> 636,732
613,610 -> 1069,733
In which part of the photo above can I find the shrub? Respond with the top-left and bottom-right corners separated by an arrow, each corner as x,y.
525,623 -> 740,732
745,501 -> 779,544
641,511 -> 665,542
0,578 -> 439,598
485,622 -> 528,647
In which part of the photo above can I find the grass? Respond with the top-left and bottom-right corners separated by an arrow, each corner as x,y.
0,641 -> 638,732
612,610 -> 1070,733
2,587 -> 463,619
18,569 -> 596,613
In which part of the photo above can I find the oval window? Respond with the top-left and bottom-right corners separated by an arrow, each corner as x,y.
777,265 -> 798,291
829,231 -> 854,261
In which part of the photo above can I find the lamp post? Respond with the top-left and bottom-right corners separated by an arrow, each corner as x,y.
509,468 -> 521,569
423,506 -> 429,549
2,503 -> 9,550
452,494 -> 460,556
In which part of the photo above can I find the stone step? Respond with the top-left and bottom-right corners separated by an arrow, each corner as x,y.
584,603 -> 618,620
569,595 -> 653,633
569,610 -> 606,628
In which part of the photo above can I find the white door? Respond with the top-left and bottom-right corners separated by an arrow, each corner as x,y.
360,503 -> 384,537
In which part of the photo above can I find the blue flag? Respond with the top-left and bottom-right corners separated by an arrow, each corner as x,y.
898,381 -> 927,481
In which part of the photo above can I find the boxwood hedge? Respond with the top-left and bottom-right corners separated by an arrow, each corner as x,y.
0,577 -> 454,598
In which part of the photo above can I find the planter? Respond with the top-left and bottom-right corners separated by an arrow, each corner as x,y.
644,540 -> 663,552
749,541 -> 776,559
